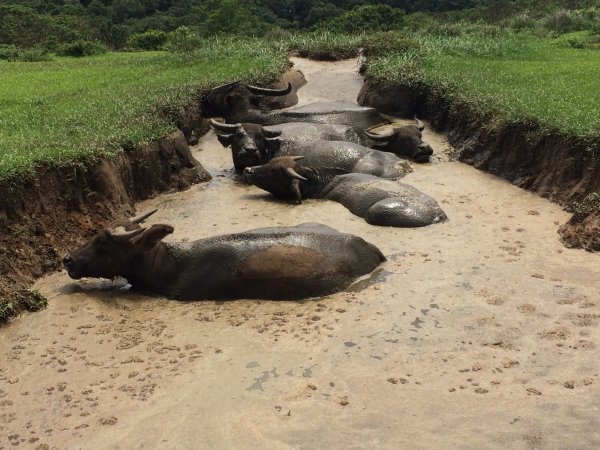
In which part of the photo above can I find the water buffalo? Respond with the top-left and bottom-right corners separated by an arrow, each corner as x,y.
243,157 -> 447,228
364,118 -> 433,163
211,120 -> 412,179
62,214 -> 385,300
213,119 -> 433,165
201,81 -> 388,129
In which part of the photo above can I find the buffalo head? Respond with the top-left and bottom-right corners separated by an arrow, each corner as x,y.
201,81 -> 292,119
62,209 -> 171,280
243,156 -> 316,204
364,118 -> 433,163
211,120 -> 282,171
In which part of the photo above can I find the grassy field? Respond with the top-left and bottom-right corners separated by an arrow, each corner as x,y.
365,33 -> 600,137
0,39 -> 288,183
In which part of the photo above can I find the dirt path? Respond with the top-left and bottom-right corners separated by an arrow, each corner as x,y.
2,58 -> 600,450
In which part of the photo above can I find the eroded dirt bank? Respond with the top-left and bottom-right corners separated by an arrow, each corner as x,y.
359,79 -> 600,251
0,128 -> 210,303
2,58 -> 600,449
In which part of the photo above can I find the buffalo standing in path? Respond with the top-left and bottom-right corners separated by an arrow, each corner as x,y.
243,156 -> 447,228
63,212 -> 385,300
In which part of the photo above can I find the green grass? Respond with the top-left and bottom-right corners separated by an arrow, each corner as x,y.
286,32 -> 362,60
365,33 -> 600,137
0,289 -> 47,323
0,39 -> 288,183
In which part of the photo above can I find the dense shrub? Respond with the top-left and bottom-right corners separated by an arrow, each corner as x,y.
361,32 -> 419,58
286,32 -> 362,60
57,39 -> 106,57
17,47 -> 52,62
127,30 -> 168,50
166,26 -> 203,54
0,44 -> 20,61
317,5 -> 406,34
506,12 -> 537,31
543,9 -> 584,33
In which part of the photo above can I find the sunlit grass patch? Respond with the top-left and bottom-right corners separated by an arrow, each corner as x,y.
365,34 -> 600,137
0,39 -> 288,183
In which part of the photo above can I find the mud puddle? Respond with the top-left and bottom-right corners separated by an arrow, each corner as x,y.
1,58 -> 600,449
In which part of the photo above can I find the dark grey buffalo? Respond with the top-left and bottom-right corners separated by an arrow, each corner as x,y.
211,120 -> 412,179
201,81 -> 388,129
364,118 -> 433,163
62,212 -> 385,300
243,157 -> 447,228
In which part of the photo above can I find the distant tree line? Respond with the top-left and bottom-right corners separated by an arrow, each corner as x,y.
0,0 -> 597,50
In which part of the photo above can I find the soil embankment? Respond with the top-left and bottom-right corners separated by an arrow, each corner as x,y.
359,79 -> 600,250
0,129 -> 210,301
1,58 -> 600,449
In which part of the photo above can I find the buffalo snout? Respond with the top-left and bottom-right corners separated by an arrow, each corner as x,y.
414,143 -> 434,163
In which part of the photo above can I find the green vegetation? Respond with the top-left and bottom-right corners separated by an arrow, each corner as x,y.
286,32 -> 362,60
573,192 -> 600,215
0,39 -> 288,182
0,289 -> 47,323
365,32 -> 600,137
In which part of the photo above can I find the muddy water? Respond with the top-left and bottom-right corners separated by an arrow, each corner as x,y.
2,58 -> 600,449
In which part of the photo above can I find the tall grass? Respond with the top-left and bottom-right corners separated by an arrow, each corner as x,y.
365,33 -> 600,137
286,32 -> 362,60
0,38 -> 288,183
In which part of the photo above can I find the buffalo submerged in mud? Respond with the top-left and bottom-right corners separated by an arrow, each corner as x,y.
201,80 -> 387,129
236,118 -> 434,163
211,120 -> 412,179
243,156 -> 447,228
62,210 -> 385,300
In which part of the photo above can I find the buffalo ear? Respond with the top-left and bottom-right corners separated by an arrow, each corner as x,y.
134,224 -> 174,247
263,129 -> 282,138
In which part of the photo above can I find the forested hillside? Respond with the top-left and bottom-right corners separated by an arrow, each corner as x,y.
2,0 -> 597,50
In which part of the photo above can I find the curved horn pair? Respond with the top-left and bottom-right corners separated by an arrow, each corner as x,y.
108,226 -> 145,242
284,156 -> 307,181
263,129 -> 283,138
286,168 -> 307,181
364,129 -> 394,142
246,82 -> 292,97
129,208 -> 158,224
211,119 -> 243,133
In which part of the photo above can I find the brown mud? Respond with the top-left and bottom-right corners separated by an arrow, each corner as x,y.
1,58 -> 599,449
359,79 -> 600,251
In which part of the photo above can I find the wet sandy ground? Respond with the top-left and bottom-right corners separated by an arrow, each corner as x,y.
2,58 -> 600,449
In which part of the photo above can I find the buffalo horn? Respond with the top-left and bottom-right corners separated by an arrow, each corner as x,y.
364,130 -> 394,142
263,129 -> 283,138
211,119 -> 242,133
109,227 -> 145,241
246,82 -> 292,96
290,156 -> 304,161
130,208 -> 158,224
286,167 -> 307,181
414,117 -> 425,131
